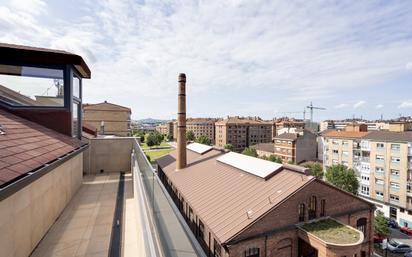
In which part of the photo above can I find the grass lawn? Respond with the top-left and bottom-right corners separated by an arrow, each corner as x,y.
301,219 -> 360,244
144,149 -> 173,163
140,141 -> 170,150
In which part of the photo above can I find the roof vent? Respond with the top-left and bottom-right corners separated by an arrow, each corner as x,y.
246,210 -> 254,219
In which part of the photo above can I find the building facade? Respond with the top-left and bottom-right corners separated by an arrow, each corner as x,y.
156,121 -> 174,139
322,126 -> 412,226
274,130 -> 318,164
320,119 -> 412,133
83,101 -> 132,137
215,116 -> 272,152
173,118 -> 216,143
273,118 -> 305,140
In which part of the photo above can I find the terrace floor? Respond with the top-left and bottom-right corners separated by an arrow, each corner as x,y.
30,173 -> 138,257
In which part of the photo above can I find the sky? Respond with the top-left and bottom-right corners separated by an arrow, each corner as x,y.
0,0 -> 412,121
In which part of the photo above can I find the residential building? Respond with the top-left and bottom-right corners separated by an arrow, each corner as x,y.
157,75 -> 374,257
273,130 -> 318,164
322,125 -> 412,227
255,143 -> 275,157
83,101 -> 132,136
215,116 -> 272,152
272,118 -> 305,140
320,119 -> 412,132
173,118 -> 217,143
156,121 -> 174,139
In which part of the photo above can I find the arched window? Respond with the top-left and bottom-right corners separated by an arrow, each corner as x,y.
244,247 -> 260,257
357,218 -> 367,235
308,196 -> 317,220
298,203 -> 305,222
320,199 -> 326,217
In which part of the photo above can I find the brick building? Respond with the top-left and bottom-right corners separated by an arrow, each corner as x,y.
173,118 -> 217,143
83,101 -> 131,137
156,121 -> 174,139
273,130 -> 318,164
215,116 -> 272,152
272,118 -> 305,140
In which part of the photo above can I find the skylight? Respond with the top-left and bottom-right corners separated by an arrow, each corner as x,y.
216,152 -> 283,179
186,142 -> 213,154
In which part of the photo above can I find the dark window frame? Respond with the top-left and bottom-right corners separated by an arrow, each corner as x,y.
298,203 -> 305,222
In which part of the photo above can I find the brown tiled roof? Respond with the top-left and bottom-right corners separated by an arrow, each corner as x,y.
363,131 -> 412,142
157,149 -> 314,244
215,116 -> 272,126
275,133 -> 298,140
255,143 -> 275,153
322,130 -> 369,139
0,42 -> 91,78
0,109 -> 86,187
186,118 -> 217,123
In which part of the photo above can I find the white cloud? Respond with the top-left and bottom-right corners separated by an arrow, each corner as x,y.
353,100 -> 366,109
406,62 -> 412,71
375,104 -> 384,109
334,103 -> 347,109
1,0 -> 412,119
398,101 -> 412,109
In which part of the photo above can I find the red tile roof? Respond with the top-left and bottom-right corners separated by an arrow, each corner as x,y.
0,109 -> 86,187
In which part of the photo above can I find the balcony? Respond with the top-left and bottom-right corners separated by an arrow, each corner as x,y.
391,174 -> 400,181
390,198 -> 400,206
361,157 -> 370,163
408,202 -> 412,211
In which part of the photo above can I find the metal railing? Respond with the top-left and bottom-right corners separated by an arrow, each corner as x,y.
131,139 -> 206,257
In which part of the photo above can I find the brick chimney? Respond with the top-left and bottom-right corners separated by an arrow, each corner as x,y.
176,73 -> 187,170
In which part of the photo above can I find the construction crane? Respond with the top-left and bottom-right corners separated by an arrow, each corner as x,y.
306,102 -> 326,127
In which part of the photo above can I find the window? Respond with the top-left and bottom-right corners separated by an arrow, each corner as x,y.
391,169 -> 400,176
198,220 -> 205,241
308,196 -> 317,220
0,64 -> 65,106
356,218 -> 367,235
391,157 -> 401,164
342,151 -> 349,157
391,144 -> 400,151
377,143 -> 384,149
244,248 -> 260,257
320,199 -> 326,217
390,195 -> 399,202
376,191 -> 384,198
298,203 -> 305,222
376,167 -> 384,174
375,179 -> 384,185
72,102 -> 80,138
361,185 -> 370,196
333,149 -> 339,154
376,155 -> 384,161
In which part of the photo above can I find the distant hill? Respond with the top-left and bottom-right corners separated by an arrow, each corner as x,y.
135,118 -> 167,124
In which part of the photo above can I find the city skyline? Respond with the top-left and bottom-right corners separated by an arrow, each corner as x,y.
0,0 -> 411,120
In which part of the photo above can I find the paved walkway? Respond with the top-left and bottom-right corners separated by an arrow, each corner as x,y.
30,173 -> 136,257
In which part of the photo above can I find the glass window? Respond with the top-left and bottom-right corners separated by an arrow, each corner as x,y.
377,143 -> 384,149
73,75 -> 80,99
357,218 -> 367,235
320,199 -> 326,217
244,248 -> 260,257
0,64 -> 64,106
391,144 -> 400,151
298,203 -> 305,222
308,196 -> 317,220
72,102 -> 79,138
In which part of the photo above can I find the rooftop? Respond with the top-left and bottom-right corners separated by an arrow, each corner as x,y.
215,116 -> 271,125
157,147 -> 315,244
300,218 -> 362,245
323,130 -> 412,142
0,109 -> 85,188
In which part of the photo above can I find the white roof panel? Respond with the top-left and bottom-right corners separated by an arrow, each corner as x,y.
216,152 -> 283,179
186,142 -> 213,154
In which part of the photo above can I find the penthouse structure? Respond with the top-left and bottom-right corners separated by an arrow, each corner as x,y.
272,118 -> 305,140
322,124 -> 412,227
157,75 -> 374,257
215,116 -> 272,152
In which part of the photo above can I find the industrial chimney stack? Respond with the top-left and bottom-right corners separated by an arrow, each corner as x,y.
176,73 -> 187,170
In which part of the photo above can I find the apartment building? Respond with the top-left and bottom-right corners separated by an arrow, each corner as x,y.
156,121 -> 174,138
274,130 -> 317,164
83,101 -> 132,136
157,80 -> 375,257
215,116 -> 272,152
322,125 -> 412,227
173,118 -> 216,143
320,119 -> 412,132
272,118 -> 305,140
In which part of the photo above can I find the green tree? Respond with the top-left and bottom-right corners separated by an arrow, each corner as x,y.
268,155 -> 282,164
303,162 -> 324,179
224,144 -> 234,151
241,147 -> 258,157
167,134 -> 173,141
146,131 -> 163,147
140,135 -> 145,143
186,130 -> 195,141
374,210 -> 389,238
195,135 -> 212,145
325,164 -> 359,194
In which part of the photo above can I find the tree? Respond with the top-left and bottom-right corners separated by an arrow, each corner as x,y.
195,135 -> 212,145
224,144 -> 234,151
146,131 -> 164,147
241,147 -> 258,157
325,164 -> 359,194
167,134 -> 173,141
186,130 -> 195,141
374,210 -> 389,238
140,135 -> 145,143
303,162 -> 324,179
268,155 -> 282,164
